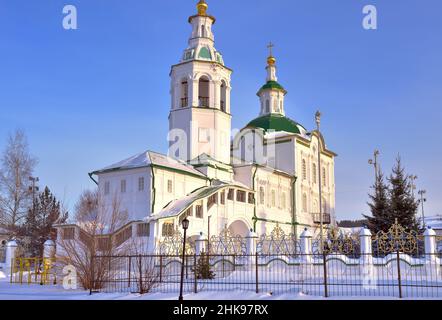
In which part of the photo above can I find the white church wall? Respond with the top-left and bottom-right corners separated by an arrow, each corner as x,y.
294,136 -> 336,232
98,168 -> 151,221
152,167 -> 208,214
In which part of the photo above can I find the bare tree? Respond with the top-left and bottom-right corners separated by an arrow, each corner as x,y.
0,130 -> 38,236
127,238 -> 162,294
56,189 -> 128,290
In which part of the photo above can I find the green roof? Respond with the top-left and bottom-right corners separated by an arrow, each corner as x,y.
246,114 -> 305,134
257,81 -> 287,95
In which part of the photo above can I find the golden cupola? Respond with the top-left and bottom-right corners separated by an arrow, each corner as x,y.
197,0 -> 208,16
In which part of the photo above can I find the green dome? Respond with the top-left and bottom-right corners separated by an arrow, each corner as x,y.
257,80 -> 287,95
246,114 -> 306,134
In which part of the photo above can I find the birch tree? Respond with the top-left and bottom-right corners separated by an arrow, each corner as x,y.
0,130 -> 37,235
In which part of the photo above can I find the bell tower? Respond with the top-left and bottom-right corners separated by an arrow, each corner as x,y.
257,43 -> 287,116
168,0 -> 232,165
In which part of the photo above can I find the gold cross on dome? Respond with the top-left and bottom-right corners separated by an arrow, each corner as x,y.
267,42 -> 275,56
267,41 -> 275,57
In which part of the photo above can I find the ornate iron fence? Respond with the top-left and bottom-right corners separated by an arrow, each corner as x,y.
158,228 -> 195,256
371,219 -> 424,258
92,252 -> 442,298
209,226 -> 247,256
256,225 -> 300,257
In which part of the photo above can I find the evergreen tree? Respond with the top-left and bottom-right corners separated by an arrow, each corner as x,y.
193,252 -> 215,280
20,187 -> 68,256
388,157 -> 420,232
364,171 -> 390,233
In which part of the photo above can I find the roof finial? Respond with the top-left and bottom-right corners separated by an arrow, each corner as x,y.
267,42 -> 276,66
197,0 -> 208,16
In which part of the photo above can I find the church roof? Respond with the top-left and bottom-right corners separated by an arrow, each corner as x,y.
91,151 -> 207,179
245,113 -> 306,135
257,80 -> 287,95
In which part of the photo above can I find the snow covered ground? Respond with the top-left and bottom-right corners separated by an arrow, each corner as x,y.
1,279 -> 441,300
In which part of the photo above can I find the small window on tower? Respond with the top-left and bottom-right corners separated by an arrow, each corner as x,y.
121,180 -> 126,193
138,177 -> 145,191
199,128 -> 210,142
167,180 -> 173,193
266,100 -> 270,113
104,181 -> 110,195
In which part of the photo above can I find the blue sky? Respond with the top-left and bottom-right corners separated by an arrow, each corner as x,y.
0,0 -> 441,220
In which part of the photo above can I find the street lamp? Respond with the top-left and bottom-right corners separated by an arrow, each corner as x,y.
418,190 -> 427,227
315,110 -> 324,252
178,217 -> 190,301
409,175 -> 418,199
368,150 -> 380,181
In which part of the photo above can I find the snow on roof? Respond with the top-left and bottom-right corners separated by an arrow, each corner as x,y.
152,182 -> 253,220
152,185 -> 225,220
91,150 -> 207,178
425,215 -> 442,229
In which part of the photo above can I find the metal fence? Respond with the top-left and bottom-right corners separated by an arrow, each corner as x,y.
10,257 -> 57,285
92,252 -> 442,298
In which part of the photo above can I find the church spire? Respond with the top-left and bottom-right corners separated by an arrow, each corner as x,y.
266,42 -> 277,82
257,43 -> 287,116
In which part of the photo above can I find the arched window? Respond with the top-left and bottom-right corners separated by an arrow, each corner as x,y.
322,167 -> 327,187
273,99 -> 278,112
302,193 -> 307,212
302,159 -> 307,180
271,190 -> 276,207
312,163 -> 317,184
322,198 -> 328,213
281,192 -> 286,209
265,100 -> 270,113
220,81 -> 226,112
259,187 -> 265,205
198,76 -> 210,107
181,80 -> 188,108
201,25 -> 206,37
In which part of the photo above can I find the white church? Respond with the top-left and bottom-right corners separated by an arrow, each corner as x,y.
56,0 -> 337,253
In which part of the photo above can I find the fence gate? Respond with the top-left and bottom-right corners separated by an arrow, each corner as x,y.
10,257 -> 57,285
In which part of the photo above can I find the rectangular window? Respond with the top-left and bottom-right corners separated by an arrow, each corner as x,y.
104,181 -> 110,195
220,191 -> 225,205
121,180 -> 126,193
167,179 -> 173,193
63,227 -> 75,240
137,223 -> 150,237
114,226 -> 132,247
97,237 -> 111,251
162,222 -> 174,237
227,189 -> 234,201
248,193 -> 255,204
195,205 -> 203,218
198,128 -> 210,143
271,190 -> 276,207
236,190 -> 246,203
138,177 -> 145,191
207,193 -> 217,210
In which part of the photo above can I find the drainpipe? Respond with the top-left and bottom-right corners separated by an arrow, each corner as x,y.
88,172 -> 98,185
252,165 -> 258,232
150,165 -> 156,214
291,175 -> 298,242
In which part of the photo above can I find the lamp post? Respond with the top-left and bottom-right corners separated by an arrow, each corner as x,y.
418,190 -> 427,227
409,175 -> 418,199
315,111 -> 324,252
28,176 -> 39,230
368,150 -> 380,181
179,217 -> 189,301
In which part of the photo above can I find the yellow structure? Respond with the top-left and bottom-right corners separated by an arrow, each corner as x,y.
10,257 -> 57,285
